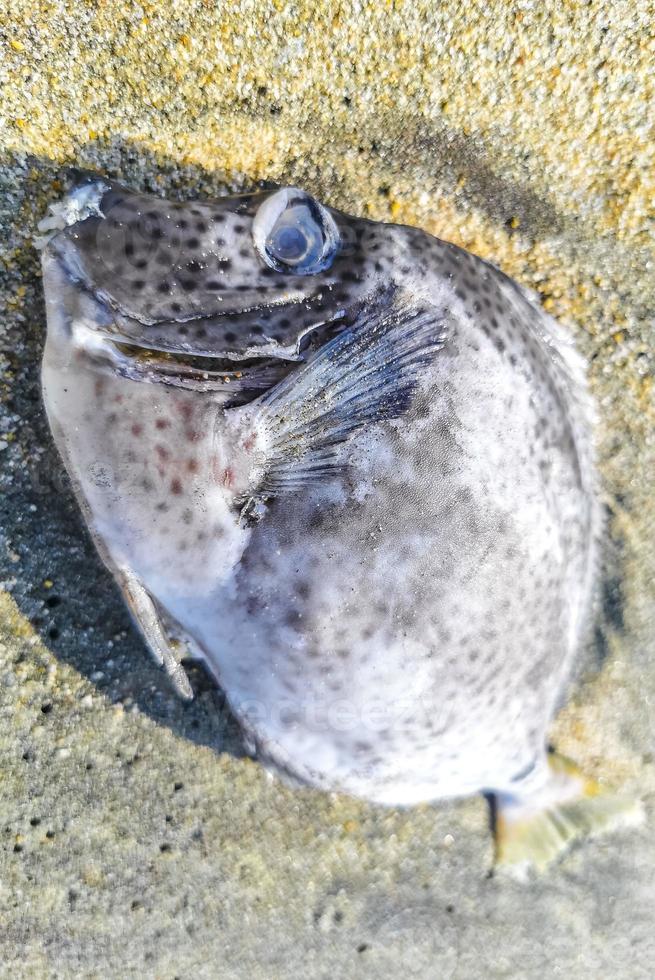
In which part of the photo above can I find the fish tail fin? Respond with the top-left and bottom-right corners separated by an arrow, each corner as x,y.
493,751 -> 644,877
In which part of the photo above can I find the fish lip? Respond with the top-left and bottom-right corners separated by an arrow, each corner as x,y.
75,324 -> 300,396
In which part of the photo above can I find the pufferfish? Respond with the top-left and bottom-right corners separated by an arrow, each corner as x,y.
38,173 -> 641,872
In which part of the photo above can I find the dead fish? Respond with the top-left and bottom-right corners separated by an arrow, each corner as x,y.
38,174 -> 642,872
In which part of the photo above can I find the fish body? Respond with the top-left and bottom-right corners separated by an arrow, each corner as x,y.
40,175 -> 637,868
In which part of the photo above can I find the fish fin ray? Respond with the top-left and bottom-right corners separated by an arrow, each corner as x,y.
238,291 -> 447,500
494,752 -> 644,878
120,569 -> 194,701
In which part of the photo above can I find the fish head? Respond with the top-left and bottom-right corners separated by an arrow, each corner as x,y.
40,174 -> 398,397
38,175 -> 403,592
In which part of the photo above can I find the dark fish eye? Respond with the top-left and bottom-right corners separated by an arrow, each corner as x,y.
252,187 -> 340,275
269,222 -> 309,262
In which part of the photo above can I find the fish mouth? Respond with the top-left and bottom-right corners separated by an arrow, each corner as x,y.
78,324 -> 300,402
45,228 -> 351,368
42,245 -> 347,404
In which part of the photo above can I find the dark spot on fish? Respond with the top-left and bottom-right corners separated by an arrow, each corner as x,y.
131,423 -> 142,437
170,478 -> 183,495
284,608 -> 302,626
155,418 -> 170,429
206,280 -> 223,290
186,260 -> 202,274
186,238 -> 200,249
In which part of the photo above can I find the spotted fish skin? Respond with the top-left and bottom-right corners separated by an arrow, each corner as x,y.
40,176 -> 600,816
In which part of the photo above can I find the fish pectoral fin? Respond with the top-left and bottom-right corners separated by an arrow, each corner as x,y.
493,751 -> 644,878
237,290 -> 448,500
119,570 -> 194,702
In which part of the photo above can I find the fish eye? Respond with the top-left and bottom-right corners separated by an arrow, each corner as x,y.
252,187 -> 340,275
